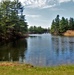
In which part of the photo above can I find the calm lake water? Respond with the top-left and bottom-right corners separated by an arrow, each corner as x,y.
0,33 -> 74,66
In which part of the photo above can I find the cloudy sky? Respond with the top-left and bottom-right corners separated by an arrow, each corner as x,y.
14,0 -> 74,28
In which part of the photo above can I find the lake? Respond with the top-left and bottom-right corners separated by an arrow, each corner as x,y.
0,33 -> 74,66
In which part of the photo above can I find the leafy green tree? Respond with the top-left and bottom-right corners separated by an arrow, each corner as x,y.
65,18 -> 69,30
59,17 -> 68,33
28,26 -> 34,33
51,15 -> 60,34
69,17 -> 74,30
51,20 -> 56,33
28,26 -> 48,34
51,15 -> 74,35
55,15 -> 60,34
37,26 -> 43,34
0,0 -> 28,40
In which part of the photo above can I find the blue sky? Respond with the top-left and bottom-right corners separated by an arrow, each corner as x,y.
14,0 -> 74,28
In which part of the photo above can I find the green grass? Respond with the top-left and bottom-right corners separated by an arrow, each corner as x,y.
0,62 -> 74,75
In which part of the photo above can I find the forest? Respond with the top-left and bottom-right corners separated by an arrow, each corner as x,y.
51,15 -> 74,35
0,0 -> 50,41
28,26 -> 50,34
0,0 -> 28,41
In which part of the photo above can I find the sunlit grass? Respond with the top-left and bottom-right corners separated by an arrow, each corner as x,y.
0,62 -> 74,75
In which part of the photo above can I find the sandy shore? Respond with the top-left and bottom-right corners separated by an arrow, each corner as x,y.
63,30 -> 74,36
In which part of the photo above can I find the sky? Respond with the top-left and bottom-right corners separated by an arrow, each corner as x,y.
1,0 -> 74,28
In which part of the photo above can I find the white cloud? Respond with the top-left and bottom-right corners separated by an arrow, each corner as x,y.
22,0 -> 57,9
42,4 -> 56,9
50,7 -> 65,11
20,0 -> 74,9
0,0 -> 74,9
26,14 -> 40,18
58,0 -> 71,3
18,14 -> 40,18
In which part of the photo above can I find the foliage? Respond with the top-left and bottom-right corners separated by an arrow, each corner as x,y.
0,0 -> 28,40
69,17 -> 74,30
51,15 -> 74,35
59,17 -> 68,33
51,20 -> 56,34
28,26 -> 50,34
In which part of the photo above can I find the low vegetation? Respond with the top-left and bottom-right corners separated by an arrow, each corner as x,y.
0,62 -> 74,75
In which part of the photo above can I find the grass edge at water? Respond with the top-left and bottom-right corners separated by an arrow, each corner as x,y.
0,62 -> 74,75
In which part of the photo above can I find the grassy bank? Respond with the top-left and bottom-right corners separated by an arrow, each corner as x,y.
0,62 -> 74,75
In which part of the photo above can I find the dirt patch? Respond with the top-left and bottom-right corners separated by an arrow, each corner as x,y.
63,30 -> 74,36
0,62 -> 34,68
0,62 -> 20,66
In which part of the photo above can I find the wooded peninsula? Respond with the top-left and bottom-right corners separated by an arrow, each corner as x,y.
51,15 -> 74,36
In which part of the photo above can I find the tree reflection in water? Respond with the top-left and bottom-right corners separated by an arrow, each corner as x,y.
0,39 -> 27,62
51,36 -> 74,65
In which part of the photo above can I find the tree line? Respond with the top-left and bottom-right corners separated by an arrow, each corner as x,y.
28,26 -> 50,34
0,0 -> 28,41
51,15 -> 74,35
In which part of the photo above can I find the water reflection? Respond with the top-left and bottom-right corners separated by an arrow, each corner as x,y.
0,39 -> 27,62
0,34 -> 74,66
51,36 -> 74,65
25,34 -> 74,66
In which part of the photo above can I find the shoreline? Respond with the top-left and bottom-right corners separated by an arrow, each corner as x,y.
63,30 -> 74,37
51,30 -> 74,37
0,62 -> 74,75
0,33 -> 29,42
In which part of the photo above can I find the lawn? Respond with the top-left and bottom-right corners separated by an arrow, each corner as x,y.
0,62 -> 74,75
